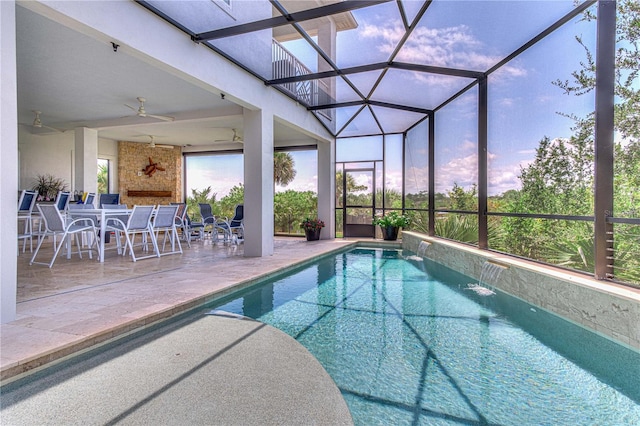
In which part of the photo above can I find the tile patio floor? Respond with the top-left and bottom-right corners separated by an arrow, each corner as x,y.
1,236 -> 359,383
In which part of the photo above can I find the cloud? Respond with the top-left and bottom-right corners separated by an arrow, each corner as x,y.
360,22 -> 527,78
436,153 -> 478,192
499,98 -> 515,107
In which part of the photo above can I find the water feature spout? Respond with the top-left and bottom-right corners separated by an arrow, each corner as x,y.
466,260 -> 508,296
417,241 -> 431,258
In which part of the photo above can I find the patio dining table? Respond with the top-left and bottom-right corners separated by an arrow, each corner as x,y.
67,207 -> 132,262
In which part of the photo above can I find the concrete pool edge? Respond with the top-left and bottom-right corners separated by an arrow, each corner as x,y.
402,231 -> 640,352
1,314 -> 354,425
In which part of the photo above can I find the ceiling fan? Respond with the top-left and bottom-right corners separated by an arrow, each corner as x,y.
29,110 -> 63,133
214,128 -> 243,143
146,135 -> 174,149
124,97 -> 174,122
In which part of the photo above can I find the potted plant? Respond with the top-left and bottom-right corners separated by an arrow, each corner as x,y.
31,174 -> 68,201
373,211 -> 410,241
300,217 -> 325,241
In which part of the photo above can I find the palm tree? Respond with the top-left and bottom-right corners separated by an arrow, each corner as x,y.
274,152 -> 296,187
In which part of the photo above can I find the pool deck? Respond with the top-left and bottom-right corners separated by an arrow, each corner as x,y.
2,236 -> 394,424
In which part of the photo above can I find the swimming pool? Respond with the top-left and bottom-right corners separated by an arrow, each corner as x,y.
212,247 -> 640,425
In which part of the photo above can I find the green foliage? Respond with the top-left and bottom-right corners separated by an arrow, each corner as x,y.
496,1 -> 640,283
186,186 -> 217,220
335,170 -> 367,207
219,184 -> 244,219
539,222 -> 595,273
448,183 -> 477,211
405,191 -> 428,209
435,214 -> 478,244
31,174 -> 67,201
274,190 -> 317,233
376,188 -> 402,209
405,210 -> 428,234
373,211 -> 410,228
300,217 -> 325,231
97,163 -> 108,194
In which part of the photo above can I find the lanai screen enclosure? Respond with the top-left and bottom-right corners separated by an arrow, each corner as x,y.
142,0 -> 635,285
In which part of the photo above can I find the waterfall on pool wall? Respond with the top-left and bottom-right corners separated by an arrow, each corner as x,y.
417,241 -> 431,258
467,261 -> 507,296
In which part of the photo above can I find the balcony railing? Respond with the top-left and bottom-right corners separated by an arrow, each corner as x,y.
272,40 -> 333,120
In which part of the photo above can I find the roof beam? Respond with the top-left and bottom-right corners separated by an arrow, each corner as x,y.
192,0 -> 390,42
267,61 -> 480,85
307,99 -> 431,115
391,62 -> 484,79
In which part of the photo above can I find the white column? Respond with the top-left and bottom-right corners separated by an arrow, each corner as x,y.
1,0 -> 18,323
317,19 -> 337,124
74,127 -> 98,194
243,108 -> 274,256
317,140 -> 335,239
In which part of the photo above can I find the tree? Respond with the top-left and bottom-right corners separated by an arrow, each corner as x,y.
274,190 -> 317,233
186,186 -> 217,220
501,1 -> 640,279
274,152 -> 296,187
97,163 -> 108,194
219,184 -> 245,219
448,183 -> 477,211
335,170 -> 367,207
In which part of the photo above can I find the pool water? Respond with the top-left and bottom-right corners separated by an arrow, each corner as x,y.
213,248 -> 640,425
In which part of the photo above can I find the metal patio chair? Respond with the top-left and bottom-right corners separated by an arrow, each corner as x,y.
171,202 -> 200,248
153,204 -> 182,255
83,192 -> 97,208
55,191 -> 71,211
198,203 -> 231,241
30,203 -> 100,268
217,204 -> 244,244
98,193 -> 120,207
104,205 -> 159,262
17,190 -> 38,253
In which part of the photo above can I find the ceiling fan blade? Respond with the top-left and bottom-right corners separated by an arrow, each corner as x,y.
124,103 -> 137,112
43,124 -> 63,133
147,114 -> 174,122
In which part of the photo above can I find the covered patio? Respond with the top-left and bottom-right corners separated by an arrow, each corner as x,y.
2,236 -> 358,382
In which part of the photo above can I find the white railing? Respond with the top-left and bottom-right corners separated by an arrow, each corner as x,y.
272,39 -> 332,120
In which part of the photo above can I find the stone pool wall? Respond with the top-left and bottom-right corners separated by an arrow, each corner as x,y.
401,231 -> 640,351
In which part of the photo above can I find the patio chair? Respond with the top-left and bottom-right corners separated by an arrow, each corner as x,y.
68,203 -> 98,244
104,205 -> 159,262
217,204 -> 244,244
83,192 -> 96,208
100,203 -> 128,245
228,204 -> 244,243
199,203 -> 232,242
55,191 -> 71,211
152,205 -> 182,255
98,193 -> 120,207
30,203 -> 100,268
17,190 -> 38,253
171,202 -> 200,248
198,203 -> 215,238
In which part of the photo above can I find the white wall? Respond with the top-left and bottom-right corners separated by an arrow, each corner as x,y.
1,0 -> 18,323
19,126 -> 119,193
19,127 -> 74,191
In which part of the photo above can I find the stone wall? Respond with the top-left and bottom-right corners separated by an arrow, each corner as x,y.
401,231 -> 640,351
117,141 -> 182,207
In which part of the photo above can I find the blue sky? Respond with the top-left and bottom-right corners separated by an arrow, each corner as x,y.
188,1 -> 605,198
